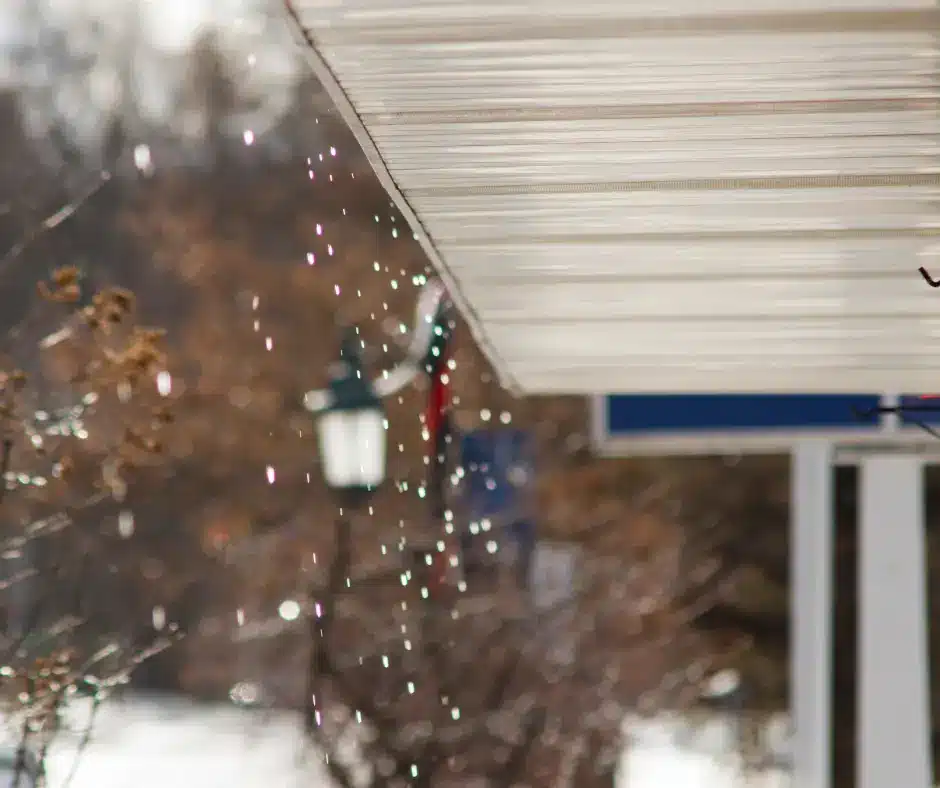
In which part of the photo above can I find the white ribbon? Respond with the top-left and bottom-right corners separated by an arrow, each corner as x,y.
304,278 -> 448,414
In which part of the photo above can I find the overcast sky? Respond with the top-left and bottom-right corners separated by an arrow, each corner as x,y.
0,0 -> 306,152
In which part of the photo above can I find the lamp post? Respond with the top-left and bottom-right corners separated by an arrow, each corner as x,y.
305,329 -> 386,735
301,280 -> 453,733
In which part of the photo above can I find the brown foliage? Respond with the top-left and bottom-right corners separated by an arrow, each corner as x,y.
0,262 -> 184,767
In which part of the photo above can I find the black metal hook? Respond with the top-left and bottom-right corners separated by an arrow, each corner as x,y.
853,403 -> 940,440
919,266 -> 940,288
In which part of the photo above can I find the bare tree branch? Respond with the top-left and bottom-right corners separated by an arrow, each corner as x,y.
0,172 -> 111,274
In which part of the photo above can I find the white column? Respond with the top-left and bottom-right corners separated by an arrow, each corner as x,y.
858,455 -> 932,788
791,442 -> 835,788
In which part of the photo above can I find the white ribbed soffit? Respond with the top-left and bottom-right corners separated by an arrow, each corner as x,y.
288,0 -> 940,395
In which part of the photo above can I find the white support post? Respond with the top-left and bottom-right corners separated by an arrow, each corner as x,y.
791,442 -> 835,788
858,455 -> 932,788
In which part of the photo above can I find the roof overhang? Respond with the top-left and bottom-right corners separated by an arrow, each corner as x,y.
286,0 -> 940,395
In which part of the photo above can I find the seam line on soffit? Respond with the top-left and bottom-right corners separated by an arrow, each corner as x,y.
309,9 -> 940,45
364,98 -> 940,125
438,228 -> 940,246
406,172 -> 940,199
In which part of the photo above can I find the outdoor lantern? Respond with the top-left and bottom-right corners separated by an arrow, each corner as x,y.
316,331 -> 387,499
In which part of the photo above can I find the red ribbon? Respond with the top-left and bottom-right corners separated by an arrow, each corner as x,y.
424,351 -> 451,440
424,349 -> 452,594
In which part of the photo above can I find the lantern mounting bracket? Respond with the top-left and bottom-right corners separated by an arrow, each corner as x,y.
304,278 -> 450,414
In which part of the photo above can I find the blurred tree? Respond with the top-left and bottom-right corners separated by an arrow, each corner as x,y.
2,0 -> 311,166
0,88 -> 204,777
294,510 -> 729,788
0,259 -> 181,781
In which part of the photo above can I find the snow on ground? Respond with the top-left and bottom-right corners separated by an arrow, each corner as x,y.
42,695 -> 332,788
618,713 -> 790,788
0,696 -> 790,788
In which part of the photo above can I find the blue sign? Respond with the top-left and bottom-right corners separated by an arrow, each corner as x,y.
595,393 -> 931,456
460,429 -> 534,520
605,394 -> 881,434
459,429 -> 536,582
899,395 -> 940,426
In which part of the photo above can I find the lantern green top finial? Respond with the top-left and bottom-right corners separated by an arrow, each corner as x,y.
327,329 -> 382,413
